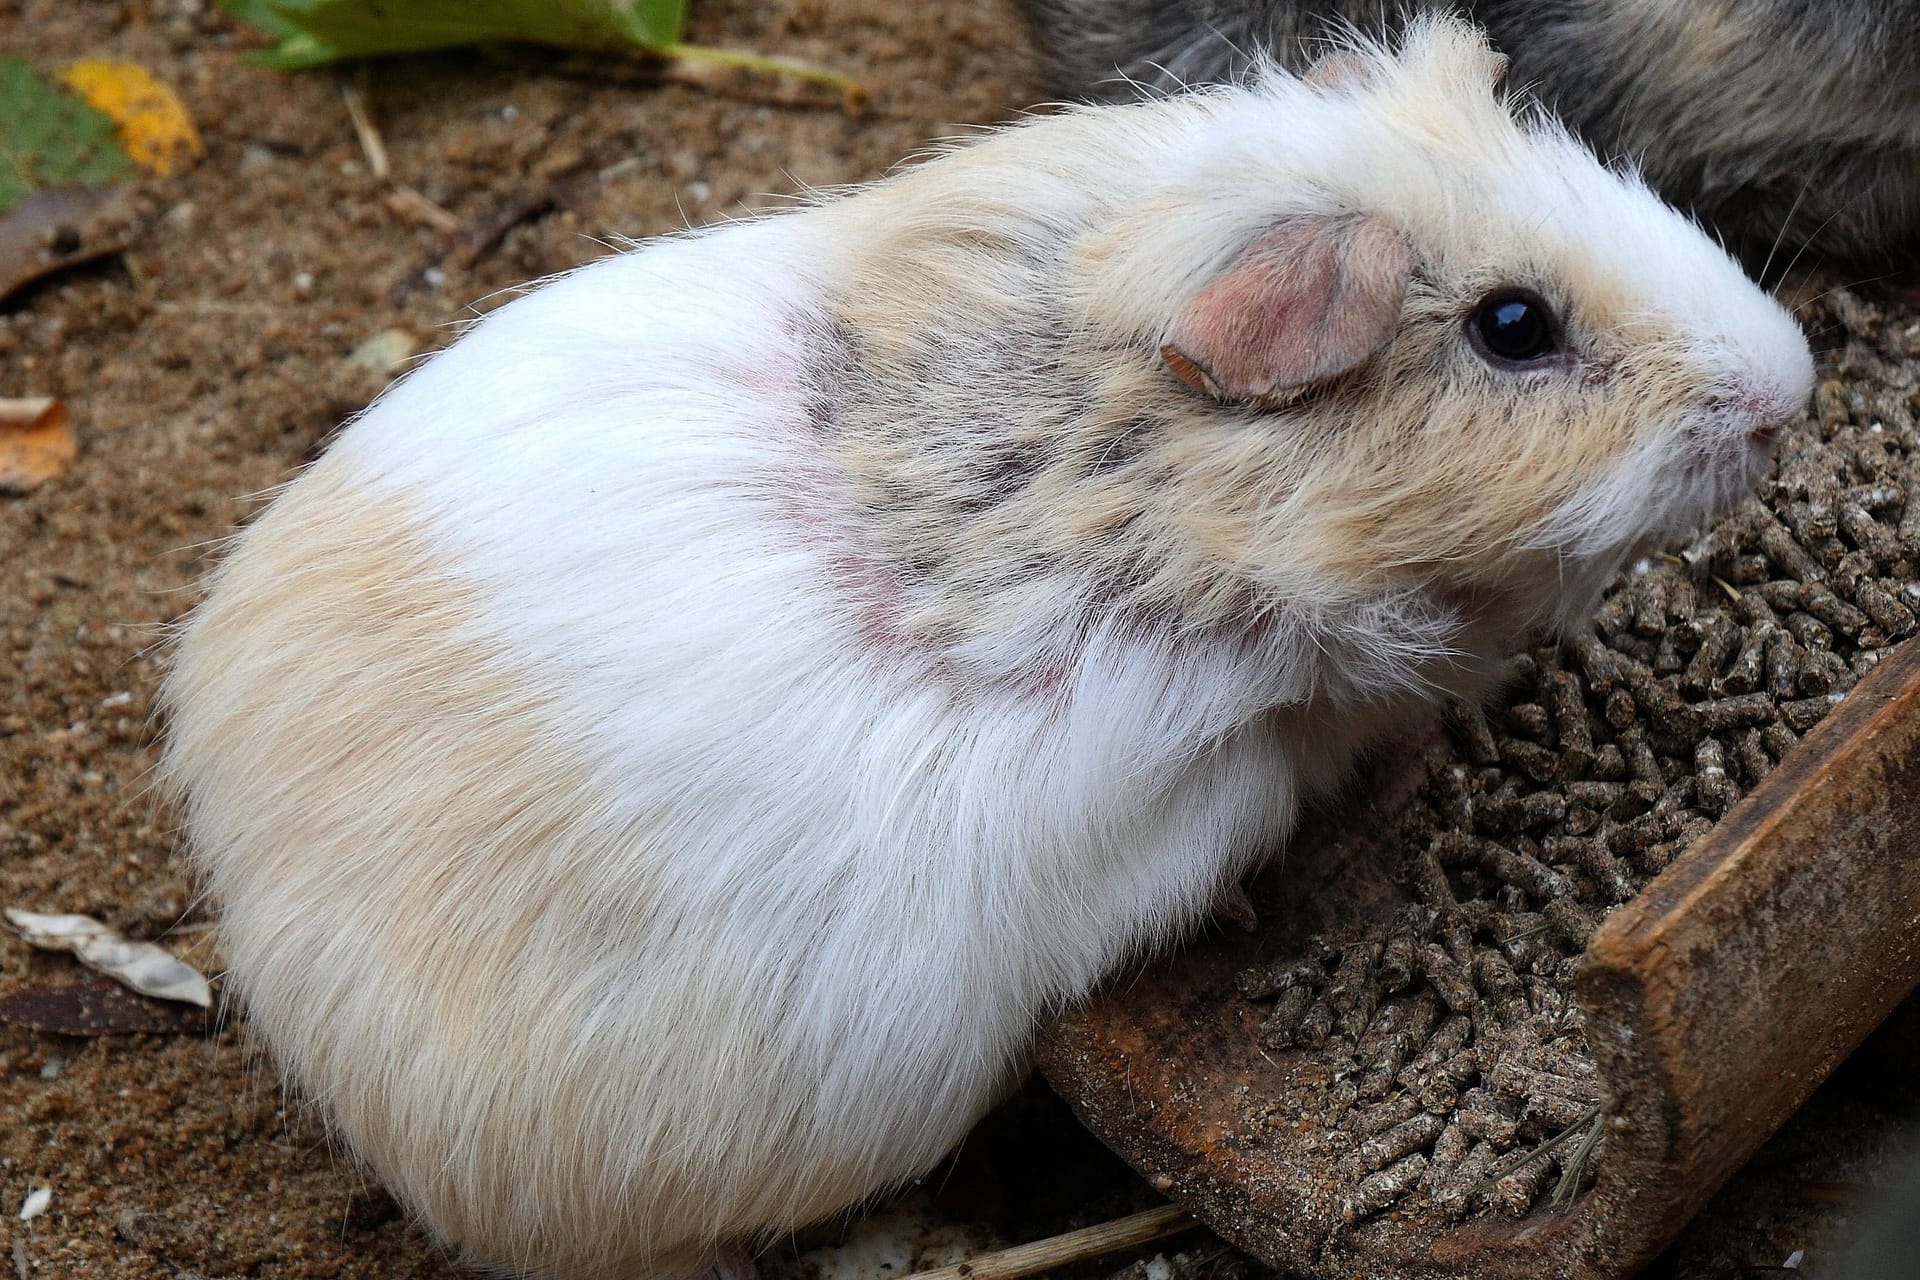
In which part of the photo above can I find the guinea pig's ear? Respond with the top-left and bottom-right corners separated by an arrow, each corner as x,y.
1160,214 -> 1411,403
1303,51 -> 1371,91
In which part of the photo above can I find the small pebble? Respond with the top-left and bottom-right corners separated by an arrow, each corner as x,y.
18,1187 -> 49,1221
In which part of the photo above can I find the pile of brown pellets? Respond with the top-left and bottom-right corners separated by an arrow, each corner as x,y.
1232,287 -> 1920,1226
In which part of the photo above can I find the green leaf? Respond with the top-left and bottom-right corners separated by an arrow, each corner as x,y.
217,0 -> 308,41
0,58 -> 135,213
220,0 -> 690,68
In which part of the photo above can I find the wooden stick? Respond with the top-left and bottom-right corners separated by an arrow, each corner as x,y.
897,1204 -> 1196,1280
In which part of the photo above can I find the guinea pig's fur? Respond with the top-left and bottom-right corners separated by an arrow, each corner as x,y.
1020,0 -> 1920,266
162,18 -> 1811,1280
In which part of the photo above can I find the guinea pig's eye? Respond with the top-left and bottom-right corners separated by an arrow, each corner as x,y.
1468,289 -> 1560,366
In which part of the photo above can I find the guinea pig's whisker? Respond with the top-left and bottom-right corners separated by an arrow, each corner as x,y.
1774,188 -> 1875,288
1138,58 -> 1196,96
1758,176 -> 1816,285
1198,16 -> 1258,80
1792,273 -> 1900,317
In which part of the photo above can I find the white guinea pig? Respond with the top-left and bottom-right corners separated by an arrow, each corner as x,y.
162,17 -> 1811,1280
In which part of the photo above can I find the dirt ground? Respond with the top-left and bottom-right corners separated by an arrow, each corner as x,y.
0,2 -> 1915,1278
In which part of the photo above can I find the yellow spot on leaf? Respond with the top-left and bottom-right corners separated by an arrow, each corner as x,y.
57,61 -> 202,176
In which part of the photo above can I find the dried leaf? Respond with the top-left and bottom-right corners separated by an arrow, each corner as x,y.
0,57 -> 133,213
0,184 -> 138,304
56,61 -> 203,177
0,982 -> 215,1036
0,398 -> 76,493
5,909 -> 212,1008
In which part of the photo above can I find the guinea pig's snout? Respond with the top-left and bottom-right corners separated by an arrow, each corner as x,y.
1708,374 -> 1810,452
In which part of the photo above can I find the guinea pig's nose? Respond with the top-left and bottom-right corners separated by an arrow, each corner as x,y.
1711,382 -> 1798,449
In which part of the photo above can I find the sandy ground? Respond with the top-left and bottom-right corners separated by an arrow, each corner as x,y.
0,2 -> 1915,1278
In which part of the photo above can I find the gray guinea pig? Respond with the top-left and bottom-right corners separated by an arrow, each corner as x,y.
1019,0 -> 1920,267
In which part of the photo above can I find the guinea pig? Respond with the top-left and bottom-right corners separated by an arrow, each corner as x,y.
161,17 -> 1812,1280
1018,0 -> 1920,267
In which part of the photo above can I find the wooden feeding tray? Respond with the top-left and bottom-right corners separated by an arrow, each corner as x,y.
1040,636 -> 1920,1280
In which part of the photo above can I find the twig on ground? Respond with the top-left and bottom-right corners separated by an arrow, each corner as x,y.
661,44 -> 869,115
341,70 -> 389,181
896,1204 -> 1197,1280
385,186 -> 461,234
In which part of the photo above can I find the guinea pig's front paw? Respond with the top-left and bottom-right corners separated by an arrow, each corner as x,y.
1212,880 -> 1258,932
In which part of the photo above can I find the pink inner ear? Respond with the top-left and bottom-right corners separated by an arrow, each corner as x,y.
1161,215 -> 1412,403
1303,51 -> 1371,91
